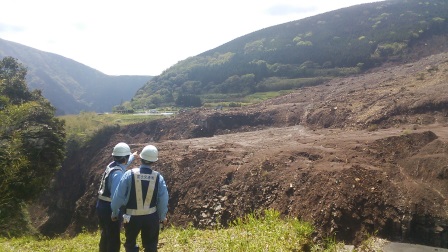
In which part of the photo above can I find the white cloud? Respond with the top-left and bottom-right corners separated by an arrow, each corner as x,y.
0,0 -> 383,76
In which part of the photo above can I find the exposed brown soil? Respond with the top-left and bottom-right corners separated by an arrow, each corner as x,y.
30,49 -> 448,248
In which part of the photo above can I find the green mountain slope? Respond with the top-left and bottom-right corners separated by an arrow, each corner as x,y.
0,38 -> 151,115
131,0 -> 448,109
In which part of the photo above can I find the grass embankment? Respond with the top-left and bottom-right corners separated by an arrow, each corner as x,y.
60,111 -> 166,137
0,210 -> 343,252
59,111 -> 167,148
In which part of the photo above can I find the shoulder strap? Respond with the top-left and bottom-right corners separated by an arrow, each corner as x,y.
127,169 -> 158,215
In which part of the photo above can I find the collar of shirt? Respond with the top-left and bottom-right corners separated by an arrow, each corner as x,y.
140,164 -> 152,170
117,162 -> 128,172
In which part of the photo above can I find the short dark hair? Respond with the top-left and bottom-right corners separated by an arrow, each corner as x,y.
113,155 -> 130,163
141,159 -> 155,165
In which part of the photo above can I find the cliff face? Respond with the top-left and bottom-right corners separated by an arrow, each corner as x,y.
30,51 -> 448,248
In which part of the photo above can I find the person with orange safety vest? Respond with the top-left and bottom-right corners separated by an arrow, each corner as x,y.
96,142 -> 137,252
111,144 -> 169,252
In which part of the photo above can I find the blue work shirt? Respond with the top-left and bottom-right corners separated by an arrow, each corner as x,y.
111,165 -> 169,221
107,155 -> 135,199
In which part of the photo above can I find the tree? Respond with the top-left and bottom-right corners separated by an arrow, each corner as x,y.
175,93 -> 202,107
0,57 -> 66,235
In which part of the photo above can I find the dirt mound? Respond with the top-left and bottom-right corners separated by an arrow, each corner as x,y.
30,52 -> 448,248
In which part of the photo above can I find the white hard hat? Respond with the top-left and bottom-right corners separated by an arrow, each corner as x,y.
140,145 -> 158,162
112,142 -> 131,156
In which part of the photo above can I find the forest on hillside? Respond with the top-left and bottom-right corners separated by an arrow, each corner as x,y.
130,0 -> 448,110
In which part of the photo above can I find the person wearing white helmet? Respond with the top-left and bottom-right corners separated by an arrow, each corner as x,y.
111,144 -> 169,252
96,142 -> 138,252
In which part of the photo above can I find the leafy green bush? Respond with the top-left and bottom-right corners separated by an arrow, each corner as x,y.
0,58 -> 65,233
175,94 -> 203,107
0,202 -> 37,237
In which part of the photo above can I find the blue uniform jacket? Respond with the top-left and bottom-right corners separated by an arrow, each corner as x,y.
111,165 -> 169,221
108,155 -> 134,198
97,155 -> 135,208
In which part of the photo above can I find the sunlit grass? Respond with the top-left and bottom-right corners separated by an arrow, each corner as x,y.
161,210 -> 316,252
59,111 -> 164,136
0,210 -> 344,252
59,112 -> 166,147
243,90 -> 294,103
202,90 -> 294,108
0,232 -> 100,252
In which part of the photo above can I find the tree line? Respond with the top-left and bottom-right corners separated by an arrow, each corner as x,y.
0,57 -> 65,236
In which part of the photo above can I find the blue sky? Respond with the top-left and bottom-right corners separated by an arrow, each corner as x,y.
0,0 -> 383,76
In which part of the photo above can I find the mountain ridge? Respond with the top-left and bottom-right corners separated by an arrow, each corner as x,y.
131,0 -> 448,109
0,38 -> 150,114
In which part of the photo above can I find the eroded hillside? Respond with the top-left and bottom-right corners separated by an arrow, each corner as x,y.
30,52 -> 448,247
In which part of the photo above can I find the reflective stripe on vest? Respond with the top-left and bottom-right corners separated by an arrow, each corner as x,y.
126,168 -> 159,216
98,163 -> 122,202
98,194 -> 113,202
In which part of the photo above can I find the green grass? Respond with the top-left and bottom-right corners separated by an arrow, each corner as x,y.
0,210 -> 343,252
59,111 -> 167,147
59,111 -> 165,136
243,90 -> 295,103
202,90 -> 295,108
0,233 -> 99,252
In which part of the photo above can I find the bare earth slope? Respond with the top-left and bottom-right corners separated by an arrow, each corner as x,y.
31,52 -> 448,248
